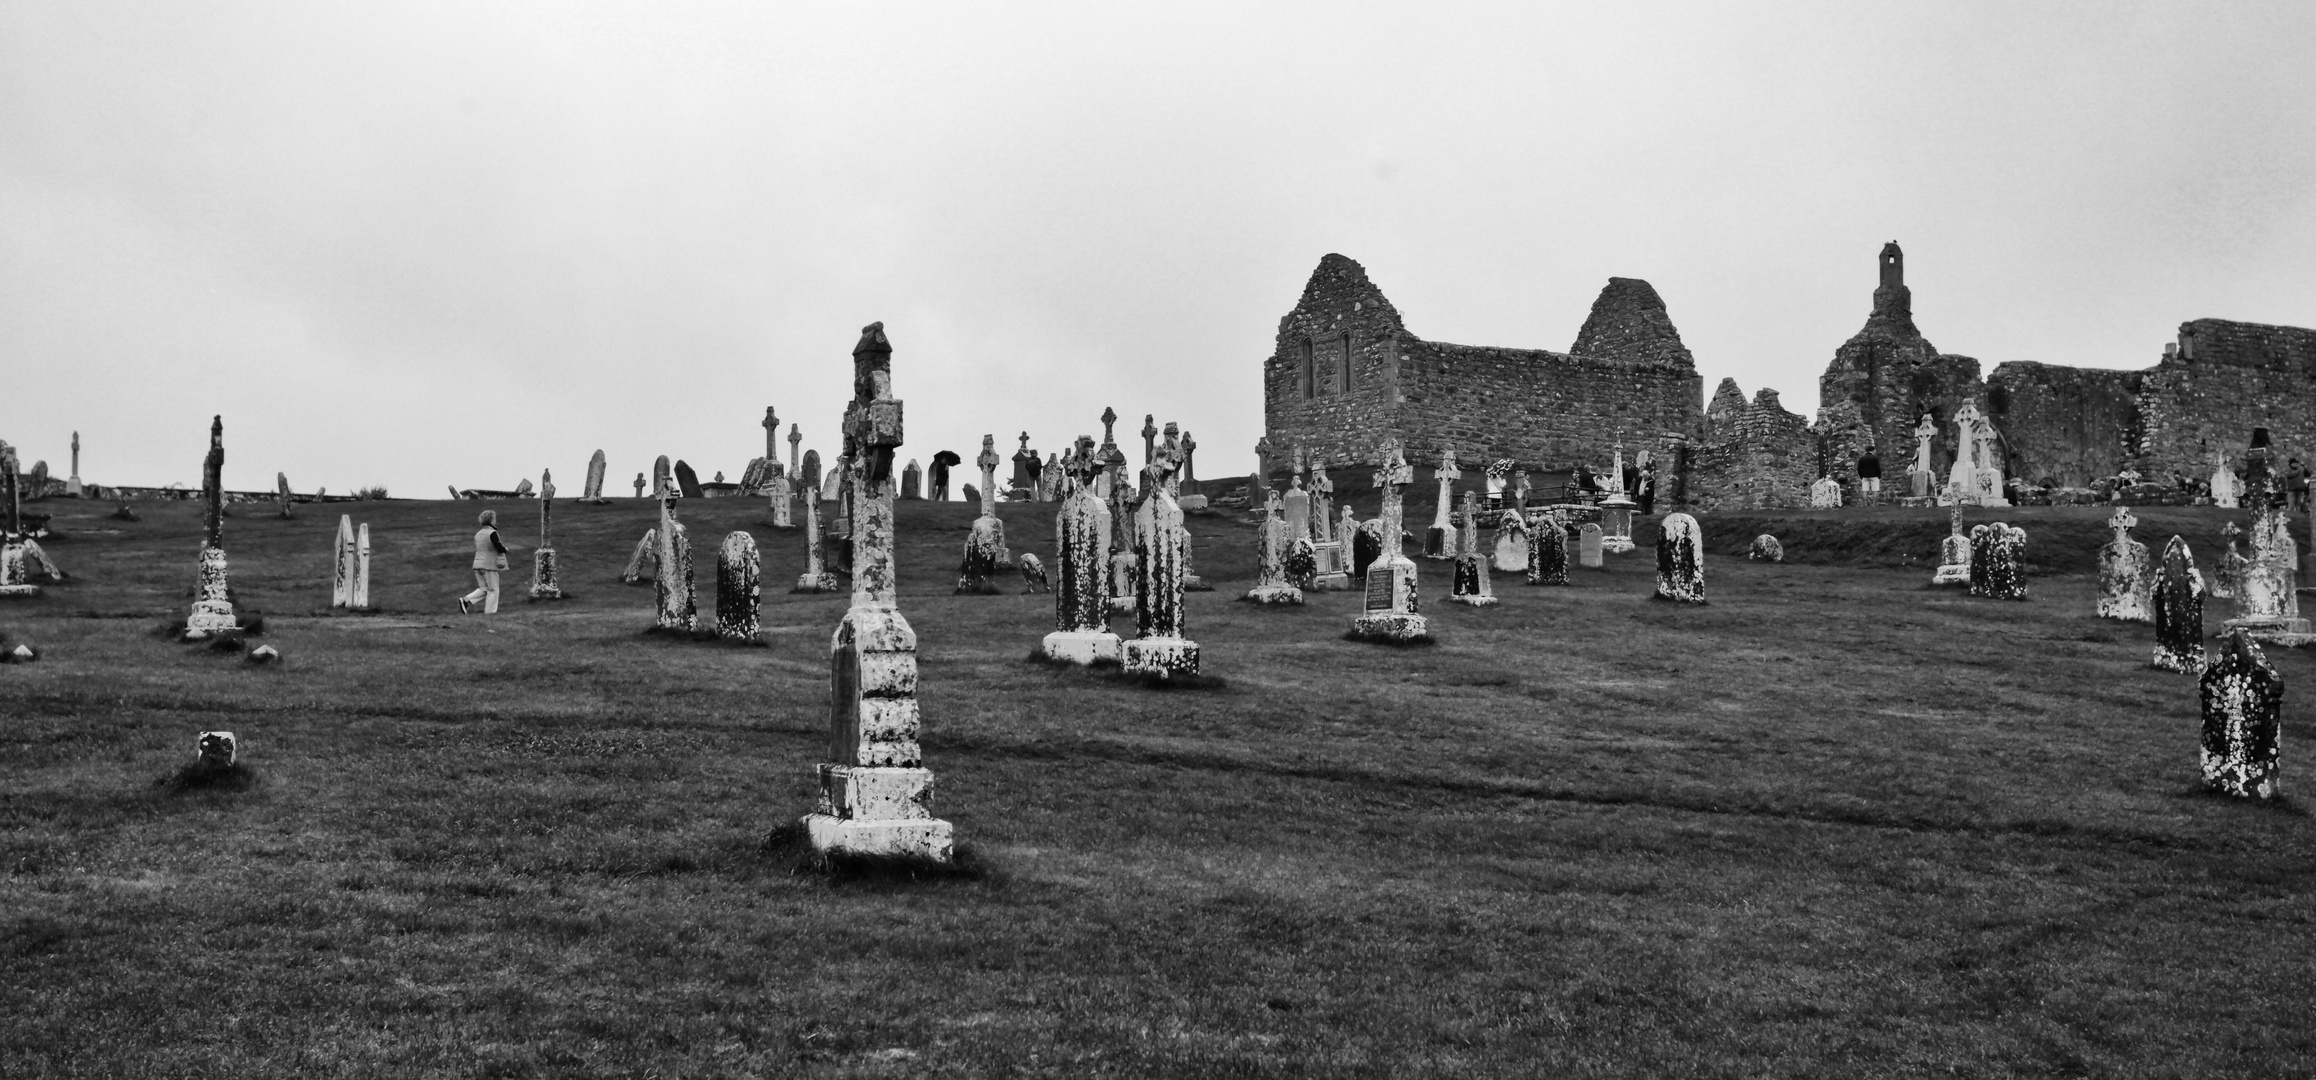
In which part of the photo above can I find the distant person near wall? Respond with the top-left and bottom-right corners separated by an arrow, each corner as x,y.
2290,458 -> 2309,512
460,510 -> 510,614
1856,449 -> 1882,503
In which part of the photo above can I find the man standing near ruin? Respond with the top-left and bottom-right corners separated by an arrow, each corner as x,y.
1857,448 -> 1882,504
459,509 -> 510,614
2289,458 -> 2308,512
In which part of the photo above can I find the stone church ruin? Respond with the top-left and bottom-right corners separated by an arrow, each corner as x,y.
1261,246 -> 2316,508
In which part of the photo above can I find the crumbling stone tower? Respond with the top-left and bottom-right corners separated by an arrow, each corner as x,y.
1817,241 -> 1985,485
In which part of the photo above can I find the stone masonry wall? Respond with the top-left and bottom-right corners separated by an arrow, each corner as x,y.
2134,319 -> 2316,479
1985,361 -> 2139,487
1688,387 -> 1816,510
1262,255 -> 1411,471
1395,341 -> 1701,474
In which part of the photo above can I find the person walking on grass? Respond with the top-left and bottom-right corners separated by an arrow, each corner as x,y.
460,509 -> 510,614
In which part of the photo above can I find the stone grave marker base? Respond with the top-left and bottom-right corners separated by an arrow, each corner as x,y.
794,573 -> 840,593
0,585 -> 40,599
1241,584 -> 1304,605
1121,637 -> 1200,679
1350,611 -> 1430,642
1041,630 -> 1122,666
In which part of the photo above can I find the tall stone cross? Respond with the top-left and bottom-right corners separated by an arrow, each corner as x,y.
1179,430 -> 1197,484
1605,442 -> 1626,497
976,434 -> 1000,516
1913,413 -> 1938,472
763,406 -> 780,467
788,423 -> 803,479
1161,422 -> 1182,497
1377,441 -> 1414,561
1097,406 -> 1122,497
1433,441 -> 1461,516
1254,436 -> 1274,488
1141,414 -> 1158,470
539,469 -> 555,547
2109,506 -> 2138,544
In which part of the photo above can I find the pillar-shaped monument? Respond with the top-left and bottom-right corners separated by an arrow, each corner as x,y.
1931,508 -> 1972,586
1123,435 -> 1200,678
1600,443 -> 1636,554
1242,488 -> 1304,605
2095,507 -> 2151,622
184,417 -> 238,637
805,321 -> 954,862
794,491 -> 837,592
956,434 -> 1009,594
654,487 -> 696,631
1423,442 -> 1459,560
276,472 -> 294,519
332,515 -> 359,608
2223,466 -> 2315,645
1044,436 -> 1120,664
583,449 -> 608,503
530,469 -> 563,600
1449,490 -> 1497,606
1351,441 -> 1429,643
66,432 -> 81,498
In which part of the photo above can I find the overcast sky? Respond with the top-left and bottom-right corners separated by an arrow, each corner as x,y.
5,2 -> 2313,495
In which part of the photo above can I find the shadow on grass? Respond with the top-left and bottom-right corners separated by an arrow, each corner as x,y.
762,820 -> 998,888
638,624 -> 771,648
1339,630 -> 1437,648
1019,648 -> 1230,691
2177,784 -> 2307,816
157,760 -> 259,795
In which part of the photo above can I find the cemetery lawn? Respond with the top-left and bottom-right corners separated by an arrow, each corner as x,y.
4,494 -> 2313,1078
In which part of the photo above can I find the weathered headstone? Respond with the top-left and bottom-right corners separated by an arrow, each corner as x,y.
331,514 -> 359,608
1423,442 -> 1460,560
1810,475 -> 1841,509
794,493 -> 837,593
653,455 -> 673,498
0,442 -> 50,598
1449,491 -> 1497,606
1653,513 -> 1706,604
2095,507 -> 2151,622
2200,629 -> 2282,799
1018,552 -> 1048,592
1600,444 -> 1636,554
1494,507 -> 1530,574
2224,471 -> 2315,645
529,469 -> 562,600
1969,522 -> 2028,601
352,523 -> 370,610
956,434 -> 1008,594
2151,535 -> 2207,673
821,469 -> 843,504
1931,507 -> 1973,586
583,449 -> 608,503
1283,477 -> 1311,540
196,731 -> 238,770
185,417 -> 238,638
901,459 -> 922,500
1578,523 -> 1604,569
1242,488 -> 1305,605
1351,518 -> 1383,579
621,527 -> 659,584
715,531 -> 761,642
1044,435 -> 1120,664
1011,432 -> 1039,494
803,320 -> 954,862
673,460 -> 702,500
512,478 -> 535,498
1349,441 -> 1429,643
276,472 -> 294,518
1177,430 -> 1205,508
1528,511 -> 1570,586
801,450 -> 822,500
1124,435 -> 1201,679
1749,534 -> 1783,562
960,483 -> 980,506
653,488 -> 696,631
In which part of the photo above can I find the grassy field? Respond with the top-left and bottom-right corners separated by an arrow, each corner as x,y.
3,491 -> 2312,1077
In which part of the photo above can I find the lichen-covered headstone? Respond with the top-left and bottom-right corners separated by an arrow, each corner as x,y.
1749,534 -> 1783,562
276,472 -> 293,519
1969,522 -> 2028,601
1493,509 -> 1530,574
1242,488 -> 1304,605
1044,435 -> 1119,664
2096,507 -> 2151,622
530,469 -> 562,600
1931,507 -> 1972,586
331,515 -> 358,608
1528,511 -> 1570,586
196,730 -> 237,770
956,434 -> 1009,595
653,492 -> 696,631
2223,498 -> 2315,645
2151,535 -> 2207,673
0,441 -> 46,598
804,321 -> 954,862
1449,490 -> 1496,606
185,416 -> 238,638
902,459 -> 922,500
1017,552 -> 1048,592
715,531 -> 760,641
800,450 -> 822,500
673,460 -> 702,500
2200,629 -> 2282,799
1579,523 -> 1604,569
1809,476 -> 1841,508
1653,513 -> 1706,604
794,495 -> 837,592
1124,434 -> 1201,678
352,523 -> 370,610
1350,441 -> 1429,643
622,527 -> 658,584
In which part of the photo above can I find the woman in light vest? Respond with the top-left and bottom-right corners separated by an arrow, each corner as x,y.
459,509 -> 510,614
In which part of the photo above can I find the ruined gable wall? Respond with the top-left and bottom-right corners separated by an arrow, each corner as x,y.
1262,255 -> 1412,470
1688,388 -> 1816,510
2136,319 -> 2316,478
1393,341 -> 1702,475
1985,362 -> 2139,487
